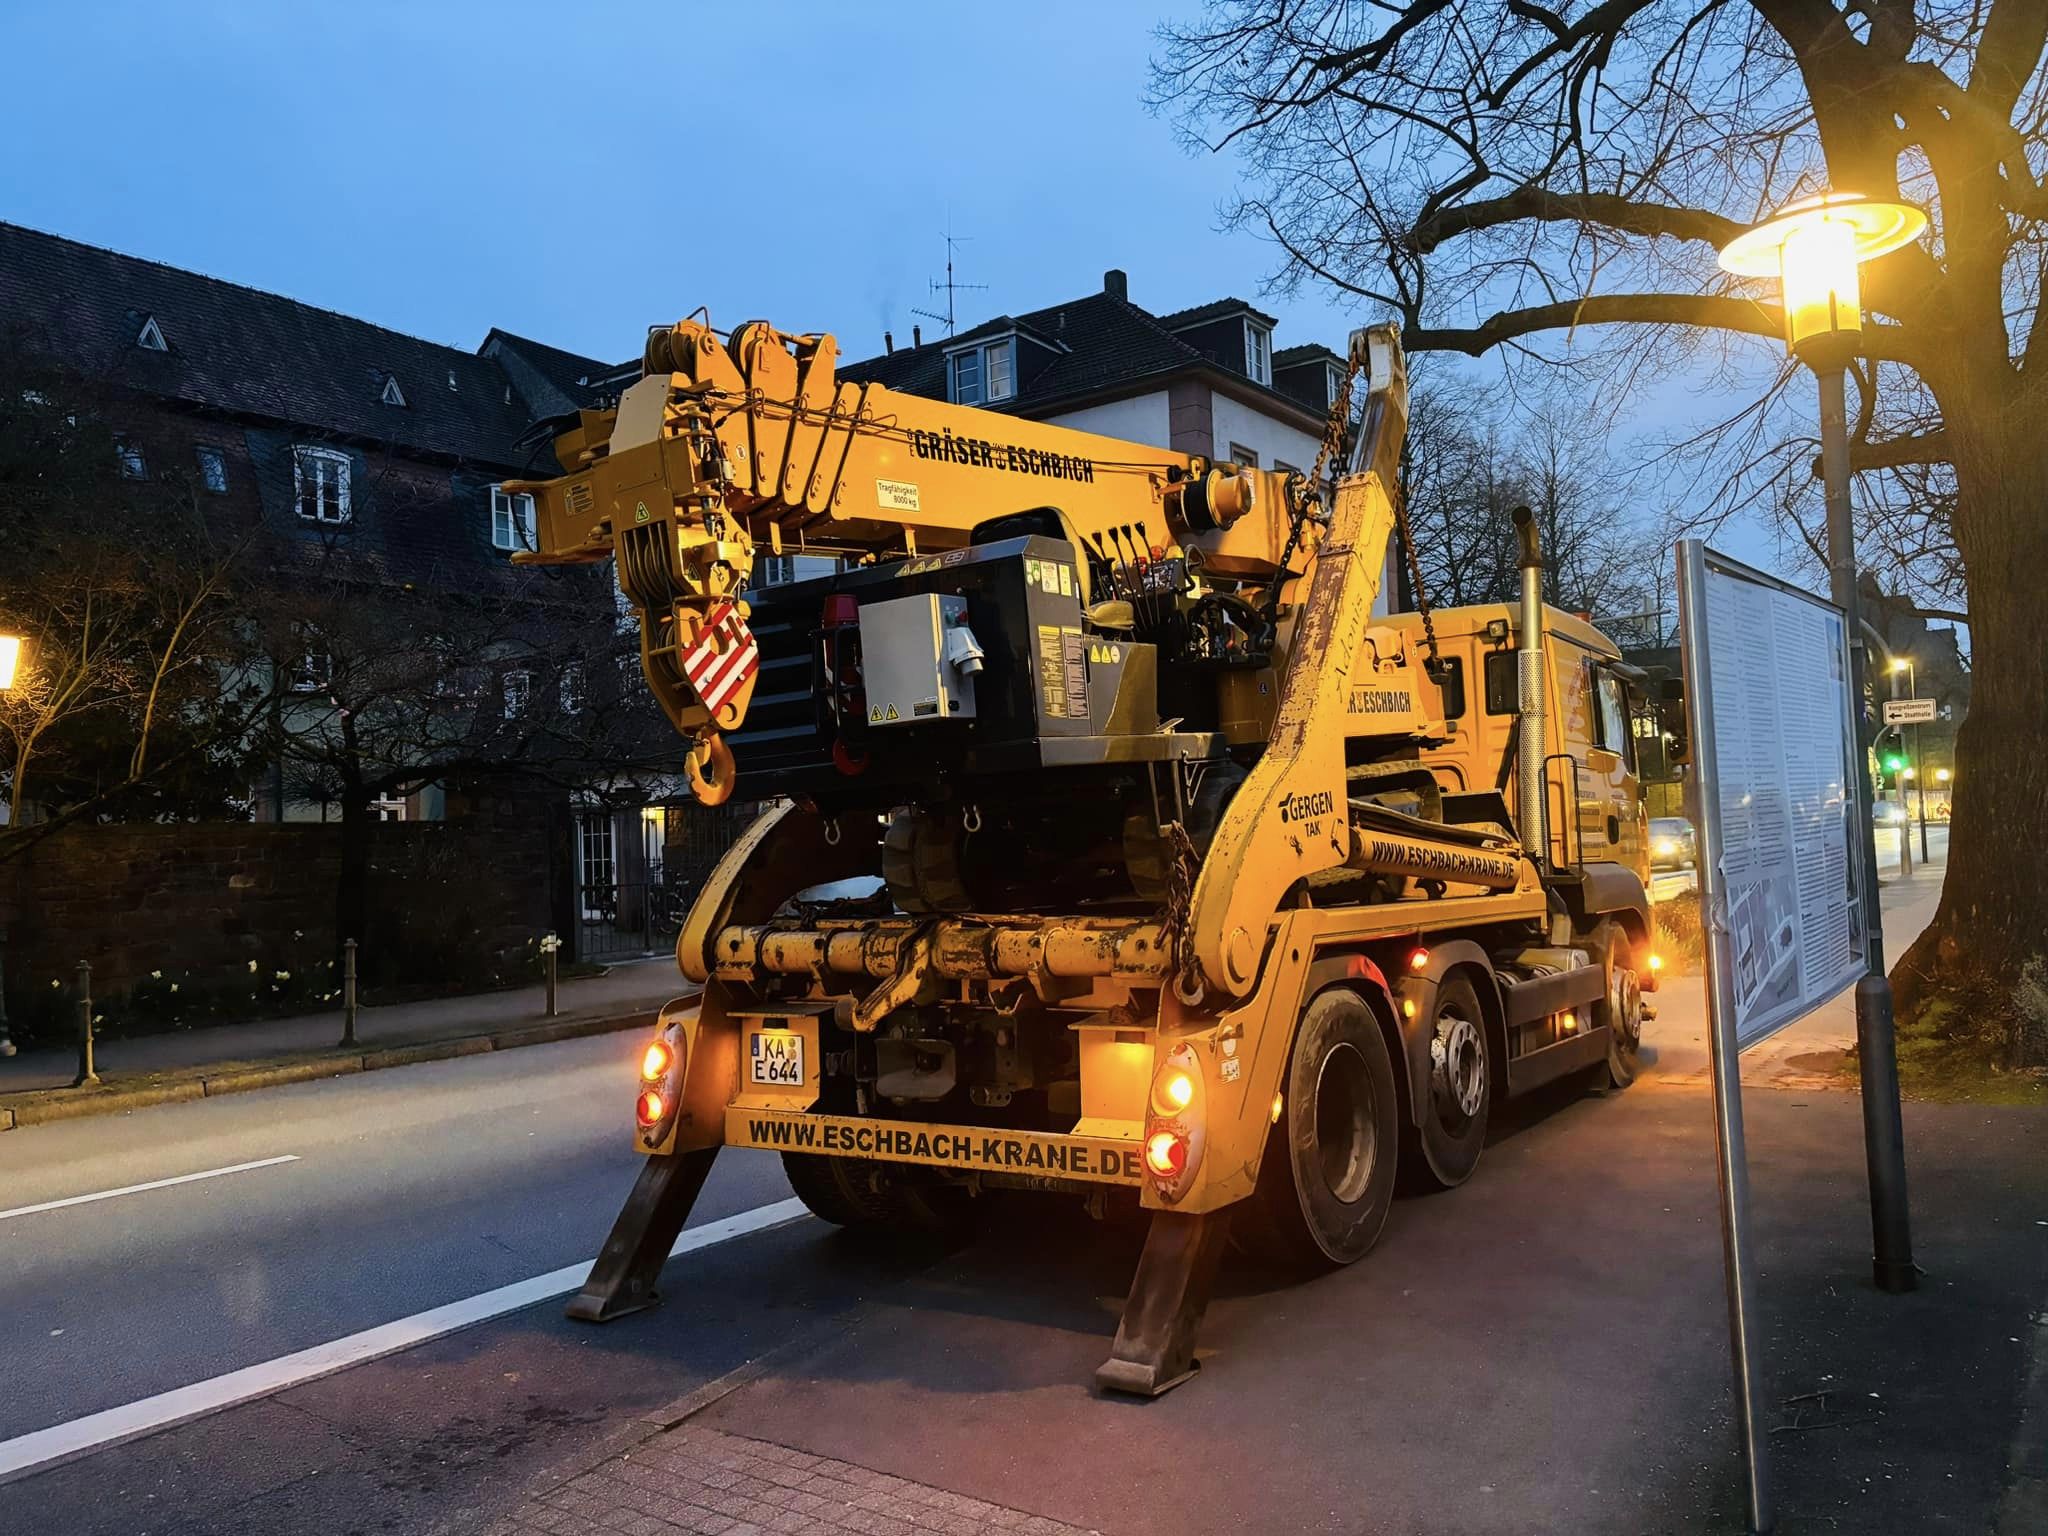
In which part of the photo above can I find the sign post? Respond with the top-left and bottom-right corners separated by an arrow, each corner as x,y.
1677,541 -> 1877,1535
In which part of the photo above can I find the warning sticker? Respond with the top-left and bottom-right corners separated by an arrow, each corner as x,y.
1058,564 -> 1074,598
1037,625 -> 1066,718
1061,630 -> 1089,721
876,479 -> 921,513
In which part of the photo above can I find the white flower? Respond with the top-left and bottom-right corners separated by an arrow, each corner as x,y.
50,979 -> 59,989
94,1013 -> 104,1024
275,970 -> 291,981
247,960 -> 258,973
293,930 -> 304,940
150,970 -> 163,980
170,983 -> 179,993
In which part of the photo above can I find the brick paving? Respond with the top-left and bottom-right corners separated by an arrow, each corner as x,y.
478,1424 -> 1101,1536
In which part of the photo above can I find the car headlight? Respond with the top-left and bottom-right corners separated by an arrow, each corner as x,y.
1653,838 -> 1677,858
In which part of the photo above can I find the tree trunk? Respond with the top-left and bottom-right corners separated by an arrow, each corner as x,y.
1892,379 -> 2048,1068
335,786 -> 373,977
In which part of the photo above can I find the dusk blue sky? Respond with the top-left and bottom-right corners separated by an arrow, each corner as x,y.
4,0 -> 1796,588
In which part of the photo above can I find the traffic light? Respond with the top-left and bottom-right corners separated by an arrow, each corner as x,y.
1882,753 -> 1906,773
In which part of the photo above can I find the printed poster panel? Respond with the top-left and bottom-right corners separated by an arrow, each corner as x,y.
1683,544 -> 1866,1048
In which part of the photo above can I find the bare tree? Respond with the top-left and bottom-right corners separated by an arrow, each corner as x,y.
1157,0 -> 2048,1066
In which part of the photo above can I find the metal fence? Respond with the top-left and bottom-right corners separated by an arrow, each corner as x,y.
574,802 -> 756,962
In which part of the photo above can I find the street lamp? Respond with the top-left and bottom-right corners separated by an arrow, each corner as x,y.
1720,193 -> 1923,1299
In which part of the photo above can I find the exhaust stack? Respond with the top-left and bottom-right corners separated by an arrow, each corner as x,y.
1512,505 -> 1549,868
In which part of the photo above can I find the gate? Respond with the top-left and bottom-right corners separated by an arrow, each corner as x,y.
574,802 -> 756,962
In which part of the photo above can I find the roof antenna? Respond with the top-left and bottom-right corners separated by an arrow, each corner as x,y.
912,212 -> 987,337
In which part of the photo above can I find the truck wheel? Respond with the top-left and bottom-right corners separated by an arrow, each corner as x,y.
781,1153 -> 893,1227
1585,919 -> 1643,1091
1407,974 -> 1490,1190
1240,988 -> 1400,1270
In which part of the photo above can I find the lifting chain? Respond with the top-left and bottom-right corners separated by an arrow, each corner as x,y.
1289,330 -> 1443,676
1163,820 -> 1204,1005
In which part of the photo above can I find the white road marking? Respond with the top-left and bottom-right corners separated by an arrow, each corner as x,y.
0,1155 -> 302,1222
0,1197 -> 808,1484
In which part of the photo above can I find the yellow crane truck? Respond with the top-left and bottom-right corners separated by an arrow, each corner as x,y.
510,318 -> 1655,1395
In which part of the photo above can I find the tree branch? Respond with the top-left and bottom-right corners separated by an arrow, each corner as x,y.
1408,190 -> 1745,255
1406,292 -> 1915,362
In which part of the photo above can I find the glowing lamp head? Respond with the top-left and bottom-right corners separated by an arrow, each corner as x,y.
641,1041 -> 673,1081
1936,769 -> 1951,783
635,1088 -> 667,1127
1649,952 -> 1666,973
1144,1130 -> 1188,1179
1889,657 -> 1910,674
1718,193 -> 1926,363
0,633 -> 21,692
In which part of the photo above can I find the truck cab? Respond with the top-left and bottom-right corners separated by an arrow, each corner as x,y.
1387,604 -> 1651,887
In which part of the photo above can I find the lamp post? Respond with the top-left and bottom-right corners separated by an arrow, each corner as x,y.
0,629 -> 23,1058
1890,657 -> 1932,862
1887,658 -> 1916,874
1720,192 -> 1921,1297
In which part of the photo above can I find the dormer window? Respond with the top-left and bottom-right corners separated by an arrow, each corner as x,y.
135,315 -> 168,352
379,374 -> 407,407
1326,361 -> 1347,409
1244,320 -> 1273,386
947,337 -> 1016,406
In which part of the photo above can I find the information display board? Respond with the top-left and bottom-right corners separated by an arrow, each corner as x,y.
1678,542 -> 1868,1048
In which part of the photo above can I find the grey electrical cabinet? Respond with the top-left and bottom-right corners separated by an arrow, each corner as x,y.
857,591 -> 981,726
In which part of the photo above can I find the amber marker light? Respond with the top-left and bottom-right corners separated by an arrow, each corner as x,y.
641,1041 -> 673,1080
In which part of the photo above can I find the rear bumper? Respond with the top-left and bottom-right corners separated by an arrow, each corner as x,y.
725,1105 -> 1144,1186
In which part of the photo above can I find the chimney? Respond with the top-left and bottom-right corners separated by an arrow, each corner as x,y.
1103,269 -> 1128,302
913,324 -> 923,347
885,330 -> 895,355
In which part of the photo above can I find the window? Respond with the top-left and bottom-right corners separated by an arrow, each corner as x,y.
1244,320 -> 1273,386
290,651 -> 331,694
560,662 -> 585,715
135,315 -> 168,352
371,794 -> 408,822
1326,362 -> 1346,409
946,338 -> 1015,406
116,439 -> 148,479
379,374 -> 407,407
1593,669 -> 1635,767
1484,650 -> 1519,715
1274,460 -> 1301,477
294,446 -> 351,523
503,669 -> 532,719
759,554 -> 798,587
1228,442 -> 1259,468
491,485 -> 537,551
1434,656 -> 1468,720
195,445 -> 228,493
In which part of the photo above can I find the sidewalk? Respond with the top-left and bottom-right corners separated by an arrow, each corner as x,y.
1643,843 -> 1947,1089
0,956 -> 695,1130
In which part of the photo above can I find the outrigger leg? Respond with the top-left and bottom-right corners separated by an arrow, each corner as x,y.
565,1147 -> 720,1322
1094,1209 -> 1232,1396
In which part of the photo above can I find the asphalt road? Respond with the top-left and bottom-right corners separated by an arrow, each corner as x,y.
0,1028 -> 796,1441
2,936 -> 2042,1536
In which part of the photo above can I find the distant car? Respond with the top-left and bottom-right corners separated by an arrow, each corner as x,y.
1649,816 -> 1696,871
1872,799 -> 1906,825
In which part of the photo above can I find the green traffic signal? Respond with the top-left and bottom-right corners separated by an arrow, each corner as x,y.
1882,754 -> 1906,772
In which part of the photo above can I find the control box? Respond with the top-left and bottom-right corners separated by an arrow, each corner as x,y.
857,591 -> 981,727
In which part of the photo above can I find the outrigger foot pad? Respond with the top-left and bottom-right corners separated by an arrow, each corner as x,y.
565,1148 -> 720,1323
1094,1209 -> 1232,1397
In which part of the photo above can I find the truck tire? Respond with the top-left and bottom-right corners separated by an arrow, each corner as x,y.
1238,988 -> 1400,1270
1584,919 -> 1644,1092
781,1153 -> 893,1227
1406,973 -> 1490,1190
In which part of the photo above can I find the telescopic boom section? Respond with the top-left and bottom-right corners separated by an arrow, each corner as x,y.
505,318 -> 1298,790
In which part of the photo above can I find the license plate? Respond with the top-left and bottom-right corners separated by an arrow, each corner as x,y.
748,1029 -> 804,1087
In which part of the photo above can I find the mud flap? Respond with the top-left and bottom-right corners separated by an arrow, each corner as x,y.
564,1147 -> 720,1323
1094,1209 -> 1232,1397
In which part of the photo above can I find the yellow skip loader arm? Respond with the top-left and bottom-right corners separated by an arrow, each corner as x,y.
508,318 -> 1302,797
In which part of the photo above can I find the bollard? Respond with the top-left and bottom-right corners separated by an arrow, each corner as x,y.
340,939 -> 359,1048
73,960 -> 98,1087
543,932 -> 559,1018
0,925 -> 15,1059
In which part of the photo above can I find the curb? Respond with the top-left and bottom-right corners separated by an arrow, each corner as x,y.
0,997 -> 693,1131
